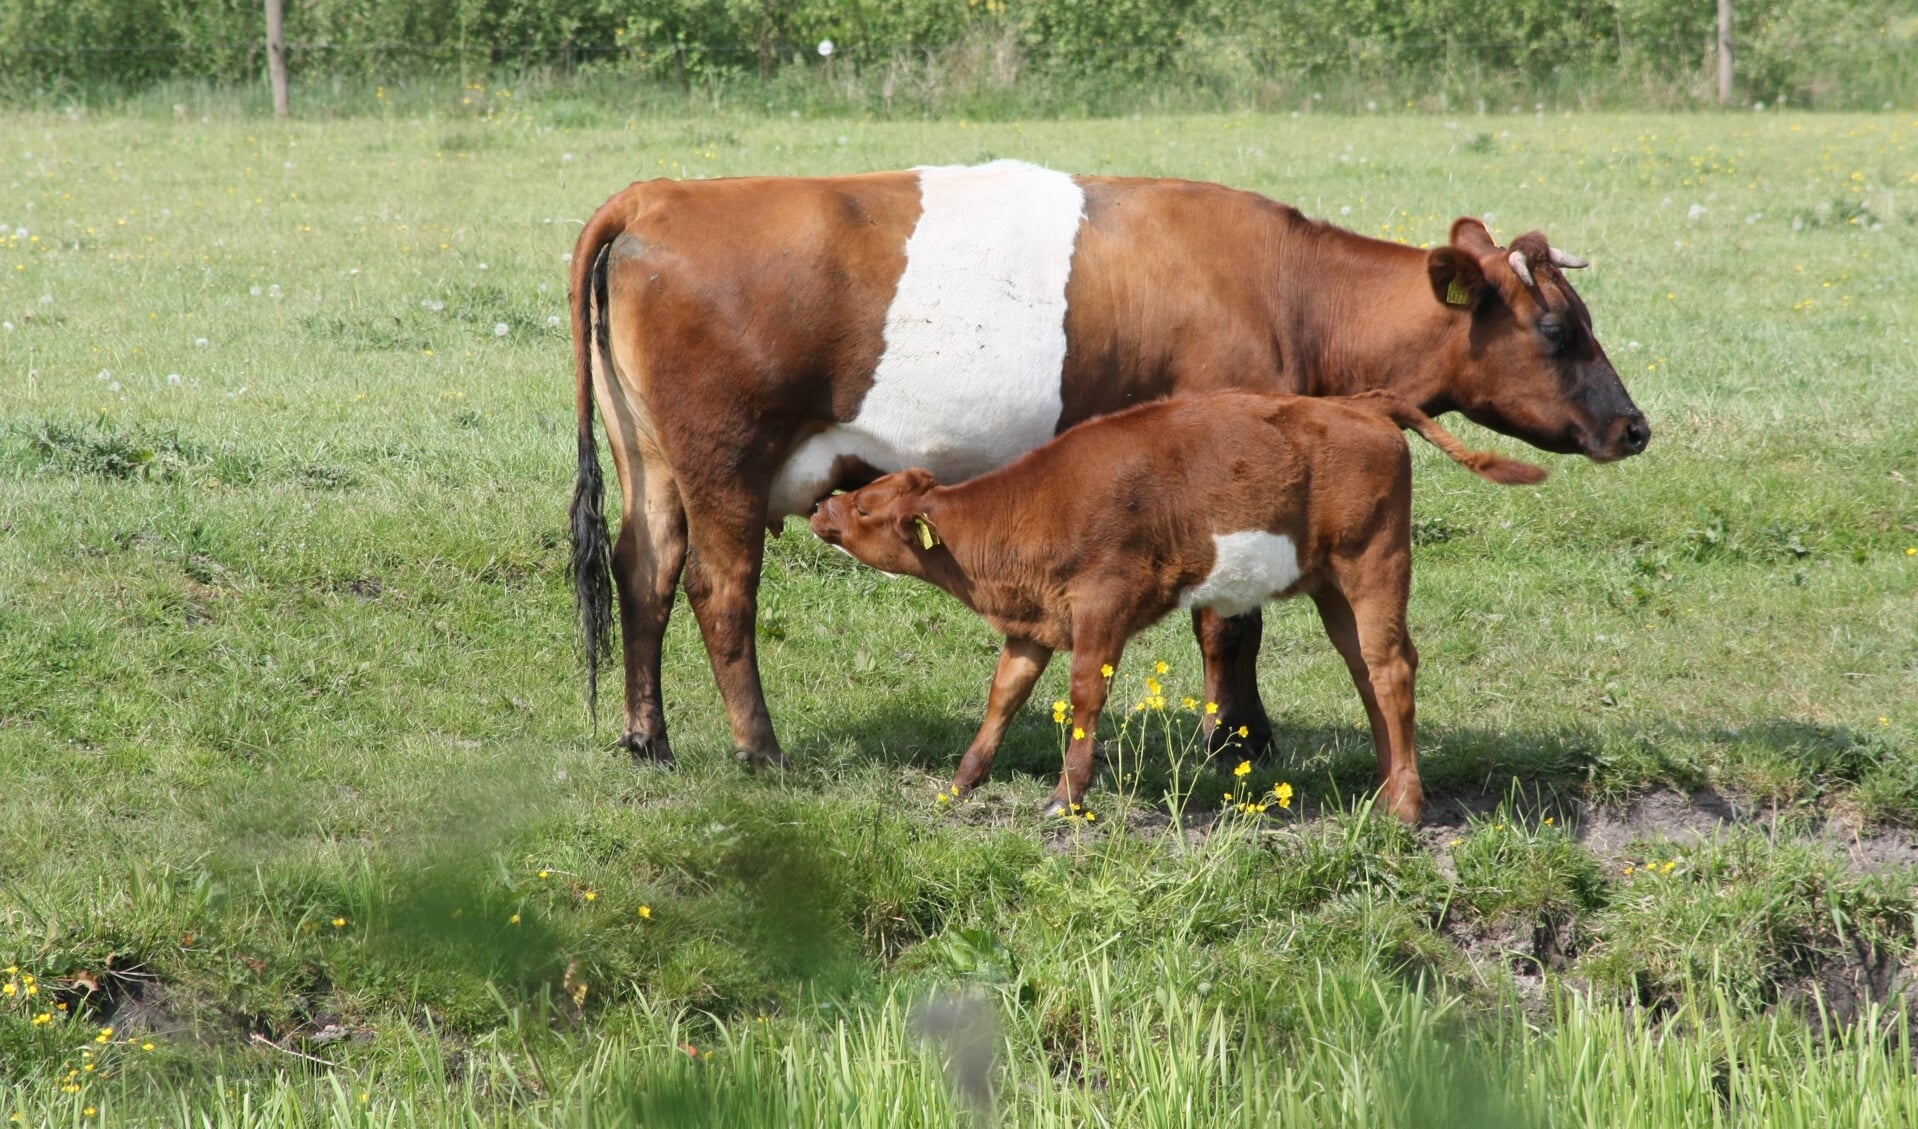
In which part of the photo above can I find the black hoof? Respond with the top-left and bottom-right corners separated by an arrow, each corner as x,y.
1207,721 -> 1272,759
615,732 -> 676,766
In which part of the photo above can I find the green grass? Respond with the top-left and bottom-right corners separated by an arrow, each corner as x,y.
1,103 -> 1916,1124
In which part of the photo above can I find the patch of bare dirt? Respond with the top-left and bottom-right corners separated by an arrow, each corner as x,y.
1420,785 -> 1918,879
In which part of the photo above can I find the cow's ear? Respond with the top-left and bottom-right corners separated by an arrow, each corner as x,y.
1448,217 -> 1499,255
1427,247 -> 1486,310
895,511 -> 942,551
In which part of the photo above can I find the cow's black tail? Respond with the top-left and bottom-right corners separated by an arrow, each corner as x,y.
569,232 -> 618,723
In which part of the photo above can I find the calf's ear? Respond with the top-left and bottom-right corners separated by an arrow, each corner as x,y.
895,511 -> 942,551
1427,247 -> 1486,310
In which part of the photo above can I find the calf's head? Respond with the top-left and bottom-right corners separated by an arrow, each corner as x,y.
1424,218 -> 1650,462
810,468 -> 944,579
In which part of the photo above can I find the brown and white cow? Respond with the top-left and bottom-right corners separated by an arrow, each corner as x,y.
810,390 -> 1548,824
568,160 -> 1647,768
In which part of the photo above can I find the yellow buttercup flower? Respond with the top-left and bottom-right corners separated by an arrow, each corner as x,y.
1205,701 -> 1219,715
1233,760 -> 1252,777
638,905 -> 653,919
1154,661 -> 1169,675
1236,725 -> 1249,738
1073,726 -> 1086,740
1273,782 -> 1294,808
1099,664 -> 1114,678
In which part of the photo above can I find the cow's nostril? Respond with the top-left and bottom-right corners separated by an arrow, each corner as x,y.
1624,416 -> 1651,453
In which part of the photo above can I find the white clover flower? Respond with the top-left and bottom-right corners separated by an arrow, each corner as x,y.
493,322 -> 509,337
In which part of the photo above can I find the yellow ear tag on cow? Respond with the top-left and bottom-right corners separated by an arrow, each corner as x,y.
1445,277 -> 1473,307
913,515 -> 941,550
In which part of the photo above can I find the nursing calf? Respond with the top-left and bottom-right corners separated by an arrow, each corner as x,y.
809,391 -> 1546,825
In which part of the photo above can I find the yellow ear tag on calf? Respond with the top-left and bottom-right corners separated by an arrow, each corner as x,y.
1445,277 -> 1473,307
913,515 -> 941,550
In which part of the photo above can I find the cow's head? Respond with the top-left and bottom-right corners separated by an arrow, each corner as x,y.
810,468 -> 944,580
1424,218 -> 1650,462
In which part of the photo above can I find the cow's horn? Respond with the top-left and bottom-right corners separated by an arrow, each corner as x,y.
1507,250 -> 1535,287
1549,247 -> 1588,269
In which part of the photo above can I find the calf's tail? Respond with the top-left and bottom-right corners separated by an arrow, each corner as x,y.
1353,391 -> 1549,486
568,206 -> 625,722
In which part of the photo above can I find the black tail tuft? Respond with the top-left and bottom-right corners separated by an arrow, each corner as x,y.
570,245 -> 616,723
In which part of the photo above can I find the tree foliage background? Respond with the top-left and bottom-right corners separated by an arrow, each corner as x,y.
2,0 -> 1914,109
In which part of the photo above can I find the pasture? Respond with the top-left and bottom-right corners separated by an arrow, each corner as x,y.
2,100 -> 1916,1125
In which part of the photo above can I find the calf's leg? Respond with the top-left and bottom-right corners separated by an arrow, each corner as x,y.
952,638 -> 1054,796
1310,582 -> 1422,824
1193,609 -> 1273,756
1046,627 -> 1125,816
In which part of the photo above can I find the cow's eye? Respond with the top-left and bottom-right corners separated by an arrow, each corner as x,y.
853,504 -> 868,518
1538,317 -> 1567,348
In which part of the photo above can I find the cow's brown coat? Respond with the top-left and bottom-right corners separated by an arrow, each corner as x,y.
810,391 -> 1547,824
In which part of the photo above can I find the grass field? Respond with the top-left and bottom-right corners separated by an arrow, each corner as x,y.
2,99 -> 1917,1125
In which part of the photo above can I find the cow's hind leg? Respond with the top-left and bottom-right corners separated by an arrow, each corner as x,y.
610,451 -> 687,763
679,482 -> 785,768
1193,609 -> 1273,757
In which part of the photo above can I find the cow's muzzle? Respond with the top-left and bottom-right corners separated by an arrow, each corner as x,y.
1599,411 -> 1651,461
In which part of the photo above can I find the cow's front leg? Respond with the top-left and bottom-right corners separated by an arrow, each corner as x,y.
952,638 -> 1054,796
1192,608 -> 1273,757
680,488 -> 785,768
1044,642 -> 1123,817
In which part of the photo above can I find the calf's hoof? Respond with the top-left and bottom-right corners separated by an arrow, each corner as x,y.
1382,785 -> 1423,827
615,731 -> 676,767
1041,796 -> 1091,820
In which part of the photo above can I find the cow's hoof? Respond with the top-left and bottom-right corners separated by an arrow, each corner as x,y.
735,747 -> 788,770
615,732 -> 676,767
1207,719 -> 1273,758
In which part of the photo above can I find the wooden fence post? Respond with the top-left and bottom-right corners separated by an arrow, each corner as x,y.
266,0 -> 289,117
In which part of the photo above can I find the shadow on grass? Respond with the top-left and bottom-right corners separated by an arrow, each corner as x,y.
797,700 -> 1911,843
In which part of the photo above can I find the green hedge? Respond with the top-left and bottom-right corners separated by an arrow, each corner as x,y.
2,0 -> 1914,107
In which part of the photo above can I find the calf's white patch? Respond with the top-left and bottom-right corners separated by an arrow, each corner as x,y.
769,159 -> 1084,518
1177,531 -> 1302,617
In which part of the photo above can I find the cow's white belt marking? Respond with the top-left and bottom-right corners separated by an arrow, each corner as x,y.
1177,531 -> 1303,617
769,159 -> 1085,518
